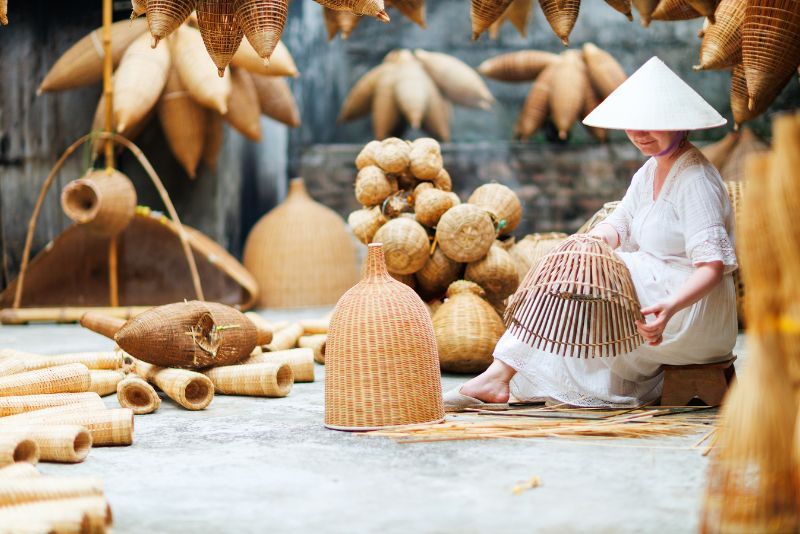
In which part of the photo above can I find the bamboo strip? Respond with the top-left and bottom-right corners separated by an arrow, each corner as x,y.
0,393 -> 104,417
87,370 -> 125,397
265,322 -> 303,351
0,407 -> 133,446
203,362 -> 293,397
0,364 -> 90,397
0,426 -> 92,464
0,463 -> 40,479
0,435 -> 39,467
135,361 -> 214,411
0,476 -> 103,507
298,334 -> 327,364
116,375 -> 160,415
245,348 -> 315,382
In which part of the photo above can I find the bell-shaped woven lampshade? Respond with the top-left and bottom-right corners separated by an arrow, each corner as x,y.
504,234 -> 644,358
243,178 -> 359,308
325,243 -> 444,430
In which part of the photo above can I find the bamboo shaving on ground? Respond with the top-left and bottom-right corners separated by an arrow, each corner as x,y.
512,476 -> 541,495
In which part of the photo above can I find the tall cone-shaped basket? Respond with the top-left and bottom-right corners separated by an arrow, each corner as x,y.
325,244 -> 444,431
244,178 -> 359,308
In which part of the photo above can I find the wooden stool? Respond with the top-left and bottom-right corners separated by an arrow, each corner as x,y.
659,357 -> 737,407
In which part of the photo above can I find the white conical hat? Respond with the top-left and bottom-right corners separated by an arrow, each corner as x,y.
582,57 -> 726,131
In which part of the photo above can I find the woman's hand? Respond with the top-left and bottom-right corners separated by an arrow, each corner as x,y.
636,301 -> 676,346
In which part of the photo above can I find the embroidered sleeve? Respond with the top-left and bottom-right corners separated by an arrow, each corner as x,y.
686,224 -> 738,273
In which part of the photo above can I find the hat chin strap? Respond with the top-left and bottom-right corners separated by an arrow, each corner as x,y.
655,131 -> 688,157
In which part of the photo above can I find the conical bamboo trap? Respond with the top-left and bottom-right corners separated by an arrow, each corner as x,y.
504,234 -> 644,358
489,0 -> 534,39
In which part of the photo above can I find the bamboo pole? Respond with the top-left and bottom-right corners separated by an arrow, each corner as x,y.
0,306 -> 149,325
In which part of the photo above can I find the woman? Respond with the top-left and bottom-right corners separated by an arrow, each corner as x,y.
445,57 -> 738,409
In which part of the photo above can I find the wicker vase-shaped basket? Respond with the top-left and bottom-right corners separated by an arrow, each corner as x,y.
389,0 -> 427,27
250,74 -> 301,127
695,0 -> 744,70
742,0 -> 800,112
631,0 -> 660,26
197,0 -> 243,77
325,243 -> 444,430
415,246 -> 463,298
234,0 -> 288,64
115,301 -> 259,368
577,200 -> 621,234
339,65 -> 387,122
719,126 -> 769,182
436,204 -> 496,263
243,178 -> 359,308
147,0 -> 196,47
394,61 -> 431,130
468,183 -> 522,235
38,19 -> 148,93
414,185 -> 457,227
356,166 -> 396,207
170,26 -> 232,113
231,38 -> 298,77
504,234 -> 645,358
701,131 -> 740,171
348,206 -> 387,244
582,43 -> 627,99
604,0 -> 633,20
652,0 -> 701,21
433,280 -> 506,373
413,49 -> 494,110
60,170 -> 137,237
372,217 -> 430,275
157,68 -> 207,178
478,50 -> 559,82
539,0 -> 580,46
516,60 -> 557,140
465,242 -> 520,301
117,375 -> 161,415
471,0 -> 514,39
223,68 -> 262,141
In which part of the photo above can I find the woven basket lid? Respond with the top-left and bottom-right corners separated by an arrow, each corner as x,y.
504,234 -> 644,358
243,178 -> 359,308
583,57 -> 726,131
325,243 -> 444,431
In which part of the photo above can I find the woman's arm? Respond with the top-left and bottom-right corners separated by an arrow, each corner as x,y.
589,223 -> 620,249
636,261 -> 724,345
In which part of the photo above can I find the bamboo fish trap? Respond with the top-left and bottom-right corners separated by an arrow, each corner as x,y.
246,348 -> 315,382
577,201 -> 621,234
235,0 -> 288,65
0,476 -> 103,507
147,0 -> 196,47
197,0 -> 243,77
509,232 -> 569,281
203,361 -> 294,397
0,426 -> 93,463
60,169 -> 137,238
315,0 -> 391,21
88,370 -> 125,396
694,0 -> 744,71
477,50 -> 559,82
471,0 -> 515,40
134,360 -> 215,410
0,407 -> 134,446
539,0 -> 580,46
0,436 -> 39,467
504,234 -> 644,358
117,375 -> 161,414
0,463 -> 40,479
0,392 -> 104,417
0,364 -> 91,397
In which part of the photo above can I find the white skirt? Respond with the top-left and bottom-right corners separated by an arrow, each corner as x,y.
495,251 -> 738,407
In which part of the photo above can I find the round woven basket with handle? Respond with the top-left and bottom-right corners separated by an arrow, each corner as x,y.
467,183 -> 522,235
436,204 -> 496,263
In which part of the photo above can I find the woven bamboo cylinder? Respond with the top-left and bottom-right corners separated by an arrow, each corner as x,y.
315,0 -> 390,19
88,370 -> 125,397
298,334 -> 327,364
516,60 -> 557,140
113,32 -> 171,133
0,463 -> 40,479
79,312 -> 125,340
372,67 -> 401,139
19,351 -> 123,373
652,0 -> 702,20
234,0 -> 288,66
415,247 -> 463,299
465,242 -> 520,301
433,280 -> 506,373
325,244 -> 444,430
394,60 -> 431,129
577,201 -> 621,234
0,358 -> 25,378
38,19 -> 148,93
265,323 -> 304,351
631,0 -> 660,26
197,0 -> 243,77
114,301 -> 258,369
0,364 -> 90,397
467,183 -> 522,235
246,348 -> 315,382
390,0 -> 426,27
604,0 -> 633,20
471,0 -> 514,39
510,232 -> 569,280
504,234 -> 645,358
231,38 -> 299,77
136,361 -> 214,411
741,0 -> 800,110
695,0 -> 744,70
244,179 -> 359,307
409,138 -> 443,180
478,50 -> 559,82
250,74 -> 301,127
719,126 -> 769,182
117,375 -> 161,415
582,43 -> 627,100
414,185 -> 457,228
0,393 -> 104,417
147,0 -> 195,46
700,131 -> 740,170
299,317 -> 330,334
436,204 -> 496,263
413,49 -> 494,110
225,68 -> 262,141
0,436 -> 39,467
0,426 -> 92,464
373,217 -> 430,275
356,166 -> 395,207
348,206 -> 387,244
60,170 -> 137,237
157,67 -> 207,178
170,26 -> 232,114
539,0 -> 580,45
0,476 -> 103,507
203,361 -> 293,397
0,496 -> 112,534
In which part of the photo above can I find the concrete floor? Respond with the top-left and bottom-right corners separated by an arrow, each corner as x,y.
0,310 -> 747,534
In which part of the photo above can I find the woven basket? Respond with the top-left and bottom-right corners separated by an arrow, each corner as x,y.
250,74 -> 301,127
113,32 -> 171,133
323,7 -> 363,40
433,168 -> 453,192
540,0 -> 580,45
233,0 -> 287,66
132,0 -> 147,17
509,232 -> 569,281
38,19 -> 148,93
21,351 -> 122,372
325,244 -> 444,430
604,0 -> 633,20
389,0 -> 427,27
197,0 -> 244,77
0,496 -> 111,533
114,301 -> 258,369
373,217 -> 430,275
117,375 -> 161,414
0,476 -> 102,506
60,170 -> 137,237
0,392 -> 103,417
204,361 -> 293,396
356,166 -> 395,207
719,126 -> 769,182
170,26 -> 232,113
88,370 -> 125,397
375,137 -> 411,173
468,183 -> 522,235
158,68 -> 207,177
465,242 -> 520,301
478,50 -> 559,82
0,436 -> 39,467
695,0 -> 744,70
394,61 -> 431,130
582,43 -> 627,99
372,67 -> 401,139
436,204 -> 496,263
298,334 -> 327,364
742,0 -> 800,111
471,0 -> 515,39
243,178 -> 359,308
355,140 -> 382,169
729,64 -> 784,128
0,406 -> 134,446
504,234 -> 645,358
316,0 -> 389,19
246,348 -> 315,382
135,360 -> 214,410
652,0 -> 702,20
433,280 -> 506,373
0,358 -> 24,378
0,364 -> 90,397
348,206 -> 387,244
0,463 -> 40,479
700,131 -> 740,171
577,200 -> 621,234
494,0 -> 534,37
516,59 -> 557,140
339,65 -> 387,122
2,425 -> 91,464
415,246 -> 463,299
414,49 -> 494,110
147,0 -> 195,46
231,38 -> 298,77
422,78 -> 452,141
414,185 -> 457,228
631,0 -> 661,26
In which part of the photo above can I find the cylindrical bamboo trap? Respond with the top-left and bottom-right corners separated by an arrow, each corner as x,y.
0,358 -> 26,378
0,435 -> 39,467
246,348 -> 315,383
80,312 -> 125,339
14,351 -> 124,372
117,375 -> 161,415
0,495 -> 112,534
0,407 -> 133,446
582,43 -> 627,99
0,392 -> 104,417
478,50 -> 559,82
251,74 -> 301,127
298,334 -> 327,365
550,50 -> 588,140
373,217 -> 430,275
243,313 -> 274,346
197,0 -> 243,77
225,68 -> 262,142
470,0 -> 514,39
515,59 -> 557,140
539,0 -> 580,45
265,323 -> 304,352
231,39 -> 299,77
88,370 -> 125,397
414,49 -> 494,109
60,170 -> 137,237
0,425 -> 93,464
0,364 -> 91,397
393,60 -> 431,129
0,476 -> 103,507
435,204 -> 496,263
203,362 -> 293,397
135,361 -> 214,411
0,463 -> 40,479
298,319 -> 329,335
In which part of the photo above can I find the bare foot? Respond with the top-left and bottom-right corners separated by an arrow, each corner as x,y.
458,359 -> 515,403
